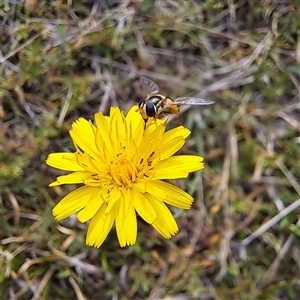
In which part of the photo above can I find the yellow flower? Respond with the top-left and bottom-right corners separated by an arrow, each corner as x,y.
46,106 -> 204,248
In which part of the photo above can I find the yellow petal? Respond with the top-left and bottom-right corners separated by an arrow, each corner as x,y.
146,180 -> 193,209
145,119 -> 165,134
70,118 -> 101,160
133,178 -> 147,193
46,153 -> 85,171
49,171 -> 94,186
86,203 -> 116,248
143,123 -> 165,146
145,193 -> 178,239
116,191 -> 137,247
138,123 -> 165,157
126,105 -> 144,137
153,155 -> 204,179
109,106 -> 125,147
94,112 -> 113,156
163,126 -> 190,140
104,187 -> 122,215
77,190 -> 104,223
129,187 -> 157,224
159,136 -> 185,160
52,186 -> 100,220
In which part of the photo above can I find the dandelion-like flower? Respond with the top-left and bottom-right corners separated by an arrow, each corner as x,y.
46,106 -> 204,247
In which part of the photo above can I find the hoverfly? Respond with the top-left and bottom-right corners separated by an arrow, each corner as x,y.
138,76 -> 214,129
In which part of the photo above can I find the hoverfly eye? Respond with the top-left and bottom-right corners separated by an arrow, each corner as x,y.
145,101 -> 156,117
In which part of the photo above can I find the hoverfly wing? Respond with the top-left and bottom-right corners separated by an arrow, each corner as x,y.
173,97 -> 215,106
140,76 -> 159,94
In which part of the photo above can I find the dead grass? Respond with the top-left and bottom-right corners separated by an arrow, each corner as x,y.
1,1 -> 299,299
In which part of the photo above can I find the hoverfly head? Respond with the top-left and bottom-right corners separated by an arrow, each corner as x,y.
138,100 -> 157,118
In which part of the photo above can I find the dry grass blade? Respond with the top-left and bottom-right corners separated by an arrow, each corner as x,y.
259,218 -> 300,289
240,199 -> 300,248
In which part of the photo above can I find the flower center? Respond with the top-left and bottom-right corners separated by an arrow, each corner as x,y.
114,153 -> 129,167
81,146 -> 157,189
109,152 -> 136,187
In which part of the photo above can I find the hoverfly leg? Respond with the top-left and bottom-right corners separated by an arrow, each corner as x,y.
143,118 -> 154,135
163,115 -> 169,126
142,119 -> 148,136
143,119 -> 148,130
176,114 -> 185,127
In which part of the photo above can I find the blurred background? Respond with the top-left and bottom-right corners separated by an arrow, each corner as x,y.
1,1 -> 299,299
